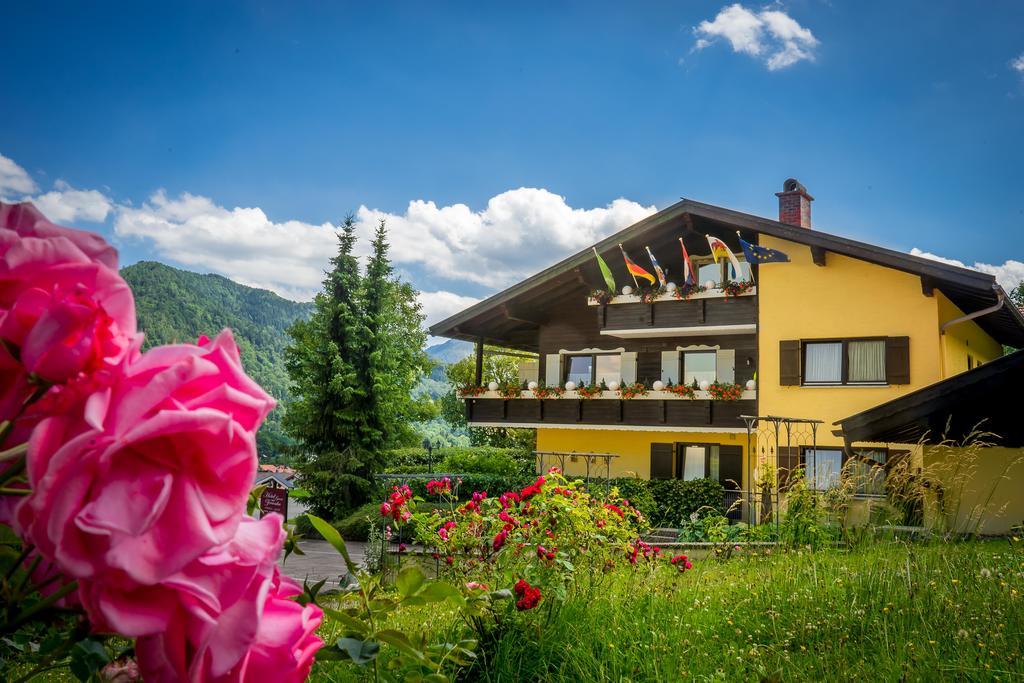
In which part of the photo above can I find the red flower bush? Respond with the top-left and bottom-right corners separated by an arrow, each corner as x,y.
707,381 -> 744,401
513,579 -> 542,611
670,554 -> 694,572
426,477 -> 452,495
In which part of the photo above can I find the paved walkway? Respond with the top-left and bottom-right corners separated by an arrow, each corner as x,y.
278,539 -> 367,587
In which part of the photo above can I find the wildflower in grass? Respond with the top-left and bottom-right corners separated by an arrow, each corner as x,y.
513,579 -> 542,610
671,554 -> 694,572
465,582 -> 489,591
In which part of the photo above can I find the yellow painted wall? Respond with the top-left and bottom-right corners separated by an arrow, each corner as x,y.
536,428 -> 749,486
921,446 -> 1024,535
758,235 -> 945,447
936,291 -> 1003,378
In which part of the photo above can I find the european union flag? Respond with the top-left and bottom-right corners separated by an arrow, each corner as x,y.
738,235 -> 789,264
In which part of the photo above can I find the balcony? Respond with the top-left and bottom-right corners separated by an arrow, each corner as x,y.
464,390 -> 756,431
589,287 -> 756,339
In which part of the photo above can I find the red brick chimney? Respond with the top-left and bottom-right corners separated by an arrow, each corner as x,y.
775,178 -> 813,228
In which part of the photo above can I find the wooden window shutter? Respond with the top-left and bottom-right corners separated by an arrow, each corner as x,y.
885,337 -> 910,384
718,445 -> 743,490
650,443 -> 674,480
544,354 -> 561,387
779,340 -> 801,386
620,352 -> 638,384
716,349 -> 736,383
660,350 -> 680,384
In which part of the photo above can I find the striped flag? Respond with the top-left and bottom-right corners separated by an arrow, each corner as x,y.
645,247 -> 667,289
679,238 -> 697,288
706,235 -> 744,281
619,244 -> 656,286
592,247 -> 617,293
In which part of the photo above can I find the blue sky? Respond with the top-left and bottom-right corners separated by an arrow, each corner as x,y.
2,1 -> 1023,326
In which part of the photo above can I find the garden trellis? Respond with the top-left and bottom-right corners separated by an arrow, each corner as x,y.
740,414 -> 824,528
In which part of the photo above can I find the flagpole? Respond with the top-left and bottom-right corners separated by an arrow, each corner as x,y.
738,230 -> 756,284
619,243 -> 639,289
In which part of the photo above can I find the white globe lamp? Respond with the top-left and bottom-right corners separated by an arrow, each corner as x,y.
622,285 -> 633,296
487,381 -> 499,392
564,381 -> 576,391
698,380 -> 711,392
665,282 -> 677,292
704,280 -> 716,290
607,380 -> 620,392
652,380 -> 665,391
745,379 -> 756,391
527,381 -> 538,391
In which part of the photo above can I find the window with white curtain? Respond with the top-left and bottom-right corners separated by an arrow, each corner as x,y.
803,448 -> 843,490
564,353 -> 621,386
847,340 -> 885,383
802,339 -> 888,385
804,342 -> 842,383
682,351 -> 717,386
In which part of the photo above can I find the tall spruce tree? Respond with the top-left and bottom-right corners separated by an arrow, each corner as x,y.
284,216 -> 432,519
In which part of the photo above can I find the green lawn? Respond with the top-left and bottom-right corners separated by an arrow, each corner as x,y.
312,540 -> 1024,681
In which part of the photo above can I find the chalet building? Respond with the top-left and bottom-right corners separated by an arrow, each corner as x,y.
429,180 -> 1024,526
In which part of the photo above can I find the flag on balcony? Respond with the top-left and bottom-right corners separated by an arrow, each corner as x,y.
619,244 -> 656,286
679,238 -> 697,287
738,232 -> 789,264
592,247 -> 617,293
706,235 -> 745,281
645,246 -> 667,289
679,238 -> 697,288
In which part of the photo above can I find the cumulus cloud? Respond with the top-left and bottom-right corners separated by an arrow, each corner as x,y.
354,188 -> 656,289
1013,53 -> 1024,75
113,186 -> 654,304
418,290 -> 481,327
114,190 -> 341,300
0,153 -> 38,196
30,180 -> 113,223
1,153 -> 113,222
693,4 -> 819,70
910,248 -> 1024,293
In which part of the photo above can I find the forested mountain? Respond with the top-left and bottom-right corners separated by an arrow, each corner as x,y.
120,261 -> 314,459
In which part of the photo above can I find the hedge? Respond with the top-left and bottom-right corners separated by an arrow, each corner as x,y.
382,446 -> 533,476
647,478 -> 726,527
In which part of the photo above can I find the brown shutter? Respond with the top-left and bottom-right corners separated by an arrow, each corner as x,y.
650,443 -> 674,480
779,340 -> 801,386
718,445 -> 743,491
885,336 -> 910,384
776,447 -> 801,490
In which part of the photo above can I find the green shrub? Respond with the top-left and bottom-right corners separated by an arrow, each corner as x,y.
603,477 -> 658,522
648,478 -> 725,527
383,446 -> 533,476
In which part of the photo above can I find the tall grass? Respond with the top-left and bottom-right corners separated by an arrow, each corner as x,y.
312,540 -> 1024,681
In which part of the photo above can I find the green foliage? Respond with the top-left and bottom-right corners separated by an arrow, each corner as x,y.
603,477 -> 658,522
439,351 -> 537,450
121,260 -> 313,461
778,471 -> 839,549
284,217 -> 431,517
302,515 -> 509,681
648,478 -> 726,527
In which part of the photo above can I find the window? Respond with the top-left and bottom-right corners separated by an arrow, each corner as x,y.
846,449 -> 887,496
564,353 -> 621,386
682,351 -> 717,386
677,444 -> 721,481
727,260 -> 752,282
802,339 -> 887,386
696,261 -> 720,286
803,448 -> 843,490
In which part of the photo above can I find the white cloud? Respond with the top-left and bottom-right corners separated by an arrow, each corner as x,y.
354,188 -> 657,289
113,186 -> 656,303
1013,53 -> 1024,75
418,290 -> 481,327
114,190 -> 341,300
0,153 -> 38,196
693,4 -> 819,70
30,180 -> 113,223
910,248 -> 1024,293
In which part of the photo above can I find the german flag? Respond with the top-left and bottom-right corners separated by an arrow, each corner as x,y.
619,244 -> 656,286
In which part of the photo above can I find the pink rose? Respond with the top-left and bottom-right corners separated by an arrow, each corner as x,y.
226,571 -> 324,683
18,329 -> 274,585
0,200 -> 135,403
131,514 -> 322,682
0,201 -> 117,269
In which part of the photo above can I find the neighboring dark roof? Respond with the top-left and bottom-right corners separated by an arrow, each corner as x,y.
429,198 -> 1024,350
835,350 -> 1024,446
255,472 -> 296,489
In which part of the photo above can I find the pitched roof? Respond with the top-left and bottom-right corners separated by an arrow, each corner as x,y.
834,350 -> 1024,446
429,198 -> 1024,349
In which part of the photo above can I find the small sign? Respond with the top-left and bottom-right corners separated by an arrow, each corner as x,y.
260,487 -> 288,518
